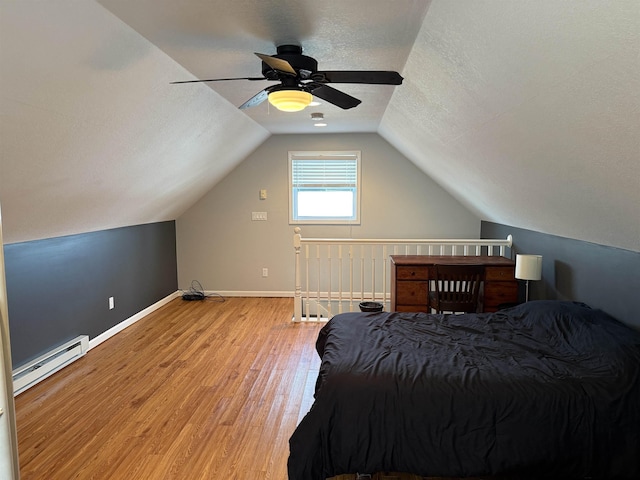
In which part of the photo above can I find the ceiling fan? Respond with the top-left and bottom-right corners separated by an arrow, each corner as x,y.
171,44 -> 403,112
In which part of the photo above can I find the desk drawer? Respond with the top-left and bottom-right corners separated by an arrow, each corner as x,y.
395,280 -> 428,305
485,266 -> 515,281
484,282 -> 518,307
395,266 -> 429,281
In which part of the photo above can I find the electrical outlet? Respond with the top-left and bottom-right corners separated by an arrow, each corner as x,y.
262,268 -> 268,277
108,296 -> 115,310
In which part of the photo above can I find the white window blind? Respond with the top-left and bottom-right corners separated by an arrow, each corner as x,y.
291,156 -> 358,187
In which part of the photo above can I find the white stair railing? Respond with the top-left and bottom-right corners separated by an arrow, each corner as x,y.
292,227 -> 513,322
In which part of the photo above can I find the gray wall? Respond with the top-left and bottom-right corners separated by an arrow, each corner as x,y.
176,133 -> 481,293
481,221 -> 640,329
5,222 -> 178,368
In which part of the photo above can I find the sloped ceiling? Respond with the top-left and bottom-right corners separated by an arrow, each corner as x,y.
1,1 -> 638,252
0,0 -> 270,243
380,0 -> 640,252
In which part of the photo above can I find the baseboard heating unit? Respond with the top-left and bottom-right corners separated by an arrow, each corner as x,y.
12,335 -> 89,395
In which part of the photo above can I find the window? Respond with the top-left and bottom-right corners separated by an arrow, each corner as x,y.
289,151 -> 361,224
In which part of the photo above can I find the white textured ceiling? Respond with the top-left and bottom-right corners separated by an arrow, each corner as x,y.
380,0 -> 640,252
1,0 -> 638,252
0,0 -> 269,243
97,0 -> 429,134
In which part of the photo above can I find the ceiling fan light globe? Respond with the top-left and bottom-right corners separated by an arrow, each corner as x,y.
268,90 -> 313,112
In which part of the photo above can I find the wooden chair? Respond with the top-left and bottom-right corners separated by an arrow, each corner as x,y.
427,264 -> 485,314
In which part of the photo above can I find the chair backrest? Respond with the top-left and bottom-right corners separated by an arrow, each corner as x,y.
430,264 -> 485,313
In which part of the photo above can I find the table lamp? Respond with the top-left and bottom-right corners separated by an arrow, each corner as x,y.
515,254 -> 542,302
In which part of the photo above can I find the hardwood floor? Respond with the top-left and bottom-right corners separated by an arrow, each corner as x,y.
15,297 -> 323,479
15,297 -> 491,480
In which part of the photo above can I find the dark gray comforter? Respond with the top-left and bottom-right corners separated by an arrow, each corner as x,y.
288,301 -> 640,479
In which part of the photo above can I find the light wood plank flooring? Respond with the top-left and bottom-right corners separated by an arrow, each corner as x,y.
15,297 -> 489,480
15,297 -> 323,479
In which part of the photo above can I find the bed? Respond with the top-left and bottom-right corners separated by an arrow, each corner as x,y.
288,301 -> 640,480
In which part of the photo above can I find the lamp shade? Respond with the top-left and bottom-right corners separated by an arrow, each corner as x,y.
268,89 -> 312,112
515,254 -> 543,281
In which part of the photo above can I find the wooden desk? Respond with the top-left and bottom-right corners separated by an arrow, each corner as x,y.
390,255 -> 518,313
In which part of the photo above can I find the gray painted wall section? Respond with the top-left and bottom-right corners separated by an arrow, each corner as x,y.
177,133 -> 481,293
5,222 -> 178,368
481,221 -> 640,329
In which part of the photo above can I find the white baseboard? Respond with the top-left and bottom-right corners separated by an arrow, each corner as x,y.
88,291 -> 182,351
205,290 -> 294,298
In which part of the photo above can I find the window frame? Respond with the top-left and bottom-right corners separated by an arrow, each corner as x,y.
288,150 -> 362,225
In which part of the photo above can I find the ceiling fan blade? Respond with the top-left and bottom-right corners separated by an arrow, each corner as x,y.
255,53 -> 297,76
170,77 -> 266,84
315,71 -> 403,85
239,89 -> 269,110
308,84 -> 361,110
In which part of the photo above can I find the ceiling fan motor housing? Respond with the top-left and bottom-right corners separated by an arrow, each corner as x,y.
261,44 -> 318,79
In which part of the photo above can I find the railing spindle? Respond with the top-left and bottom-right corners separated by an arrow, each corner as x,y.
327,245 -> 332,317
370,246 -> 375,301
360,247 -> 365,304
382,245 -> 388,310
349,245 -> 354,312
338,245 -> 343,314
305,244 -> 310,321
